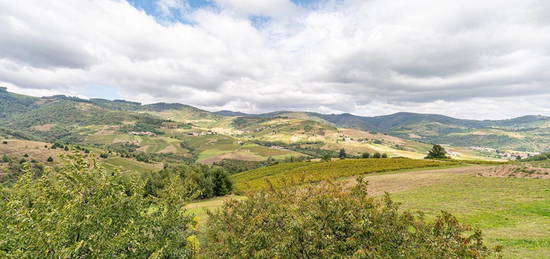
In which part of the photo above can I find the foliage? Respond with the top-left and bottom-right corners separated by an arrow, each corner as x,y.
339,148 -> 346,159
144,164 -> 233,200
362,152 -> 370,158
213,158 -> 278,174
0,153 -> 198,258
425,144 -> 449,159
205,179 -> 496,258
522,152 -> 550,161
233,158 -> 455,192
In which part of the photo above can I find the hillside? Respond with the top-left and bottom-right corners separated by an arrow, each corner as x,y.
233,158 -> 456,192
0,88 -> 528,163
216,110 -> 550,152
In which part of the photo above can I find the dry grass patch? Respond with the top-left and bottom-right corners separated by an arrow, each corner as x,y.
479,165 -> 550,179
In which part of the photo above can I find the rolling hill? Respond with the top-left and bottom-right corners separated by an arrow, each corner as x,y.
0,87 -> 533,165
216,110 -> 550,152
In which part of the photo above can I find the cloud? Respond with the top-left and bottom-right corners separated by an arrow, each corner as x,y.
0,0 -> 549,119
213,0 -> 300,18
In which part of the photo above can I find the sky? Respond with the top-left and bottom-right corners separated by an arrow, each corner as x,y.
1,0 -> 549,119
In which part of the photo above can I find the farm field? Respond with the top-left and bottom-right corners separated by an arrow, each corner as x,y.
232,158 -> 458,192
102,157 -> 162,174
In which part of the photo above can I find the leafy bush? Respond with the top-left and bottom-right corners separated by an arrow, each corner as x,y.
205,179 -> 497,258
0,153 -> 198,258
1,155 -> 10,163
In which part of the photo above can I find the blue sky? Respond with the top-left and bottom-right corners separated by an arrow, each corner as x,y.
128,0 -> 322,23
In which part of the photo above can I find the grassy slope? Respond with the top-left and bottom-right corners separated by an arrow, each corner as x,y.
233,158 -> 456,192
0,138 -> 161,175
389,173 -> 550,258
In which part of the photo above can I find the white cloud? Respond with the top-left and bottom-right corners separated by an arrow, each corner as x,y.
0,0 -> 549,119
213,0 -> 300,18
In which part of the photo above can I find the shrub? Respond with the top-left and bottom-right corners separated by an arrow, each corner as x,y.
99,153 -> 109,159
362,152 -> 371,158
1,154 -> 10,163
205,179 -> 496,258
2,141 -> 7,144
381,153 -> 388,158
373,152 -> 382,158
339,148 -> 346,159
47,156 -> 54,162
0,153 -> 198,258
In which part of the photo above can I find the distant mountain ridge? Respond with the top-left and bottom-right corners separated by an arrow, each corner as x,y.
214,110 -> 550,132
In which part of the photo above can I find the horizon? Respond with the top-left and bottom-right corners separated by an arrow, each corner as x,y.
1,0 -> 550,119
3,86 -> 547,121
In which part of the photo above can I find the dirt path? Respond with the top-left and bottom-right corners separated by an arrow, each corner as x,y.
340,165 -> 492,195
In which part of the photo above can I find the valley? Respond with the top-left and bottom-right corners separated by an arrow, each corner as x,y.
2,88 -> 549,258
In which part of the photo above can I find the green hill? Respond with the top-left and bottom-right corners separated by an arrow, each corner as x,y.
233,158 -> 456,192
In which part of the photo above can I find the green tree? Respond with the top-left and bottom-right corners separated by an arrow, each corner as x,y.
339,148 -> 346,159
204,178 -> 496,258
47,156 -> 54,162
321,153 -> 332,162
0,153 -> 198,258
381,153 -> 388,158
210,167 -> 233,196
373,152 -> 382,158
361,152 -> 371,158
425,144 -> 449,159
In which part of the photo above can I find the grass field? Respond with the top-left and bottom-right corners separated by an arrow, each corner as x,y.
233,158 -> 456,192
190,164 -> 550,258
386,171 -> 550,258
102,157 -> 161,174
